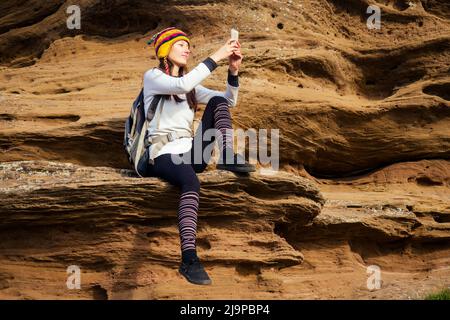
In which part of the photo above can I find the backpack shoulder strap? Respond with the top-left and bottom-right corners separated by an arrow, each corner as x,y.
153,97 -> 165,130
146,94 -> 163,122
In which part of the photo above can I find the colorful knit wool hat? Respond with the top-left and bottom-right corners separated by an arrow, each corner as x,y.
147,27 -> 191,59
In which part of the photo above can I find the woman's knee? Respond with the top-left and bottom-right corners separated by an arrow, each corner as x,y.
207,96 -> 229,108
155,156 -> 200,193
180,175 -> 200,194
191,162 -> 208,174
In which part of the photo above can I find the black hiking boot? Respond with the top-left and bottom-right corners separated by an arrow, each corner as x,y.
179,257 -> 212,285
216,148 -> 256,173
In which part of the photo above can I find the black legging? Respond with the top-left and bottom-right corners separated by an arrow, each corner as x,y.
136,96 -> 233,260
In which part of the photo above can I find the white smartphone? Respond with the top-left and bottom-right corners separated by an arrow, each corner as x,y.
231,28 -> 239,42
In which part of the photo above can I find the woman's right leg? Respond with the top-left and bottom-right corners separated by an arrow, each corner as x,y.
149,153 -> 211,285
150,153 -> 200,261
137,148 -> 200,258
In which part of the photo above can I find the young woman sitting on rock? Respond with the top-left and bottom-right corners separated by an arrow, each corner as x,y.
137,27 -> 255,285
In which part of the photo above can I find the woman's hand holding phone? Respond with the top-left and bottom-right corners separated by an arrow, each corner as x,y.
228,40 -> 242,74
210,38 -> 240,64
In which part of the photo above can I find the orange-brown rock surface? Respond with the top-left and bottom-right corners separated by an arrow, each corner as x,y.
0,0 -> 449,299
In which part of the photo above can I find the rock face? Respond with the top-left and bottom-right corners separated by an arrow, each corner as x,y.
0,0 -> 449,299
0,160 -> 448,299
0,161 -> 323,299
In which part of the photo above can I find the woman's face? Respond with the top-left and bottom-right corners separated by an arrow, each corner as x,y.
168,40 -> 191,67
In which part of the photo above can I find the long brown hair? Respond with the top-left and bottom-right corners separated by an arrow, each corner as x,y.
158,57 -> 198,112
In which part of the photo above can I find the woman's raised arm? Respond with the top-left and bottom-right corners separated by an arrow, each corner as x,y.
195,69 -> 239,107
144,57 -> 217,95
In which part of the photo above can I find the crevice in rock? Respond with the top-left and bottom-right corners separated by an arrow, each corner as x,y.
342,37 -> 449,99
413,211 -> 450,224
305,156 -> 450,180
423,83 -> 450,101
415,176 -> 443,186
422,0 -> 450,19
235,263 -> 261,276
0,0 -> 65,35
393,0 -> 411,11
348,237 -> 450,265
196,237 -> 212,250
90,284 -> 108,300
0,113 -> 16,121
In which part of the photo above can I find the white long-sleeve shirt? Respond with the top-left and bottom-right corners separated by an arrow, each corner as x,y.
143,58 -> 239,159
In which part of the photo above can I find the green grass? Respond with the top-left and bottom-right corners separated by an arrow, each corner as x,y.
424,288 -> 450,300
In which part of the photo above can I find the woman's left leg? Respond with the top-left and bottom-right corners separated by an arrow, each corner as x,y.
185,95 -> 256,173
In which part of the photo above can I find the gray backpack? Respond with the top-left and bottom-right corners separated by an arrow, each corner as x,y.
123,88 -> 192,177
